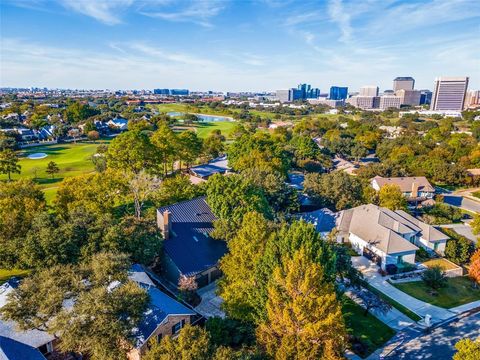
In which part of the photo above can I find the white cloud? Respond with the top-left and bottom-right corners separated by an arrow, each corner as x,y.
59,0 -> 134,25
327,0 -> 352,43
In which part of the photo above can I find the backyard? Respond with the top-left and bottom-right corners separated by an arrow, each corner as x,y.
342,297 -> 396,358
392,276 -> 480,308
0,140 -> 109,202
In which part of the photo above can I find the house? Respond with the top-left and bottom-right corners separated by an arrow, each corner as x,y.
38,125 -> 55,140
128,265 -> 198,360
157,197 -> 227,287
296,208 -> 338,237
336,204 -> 449,270
371,176 -> 435,200
0,278 -> 55,359
189,156 -> 230,180
333,156 -> 358,175
107,117 -> 128,131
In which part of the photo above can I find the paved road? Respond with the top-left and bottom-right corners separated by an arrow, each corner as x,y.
443,195 -> 480,214
381,311 -> 480,359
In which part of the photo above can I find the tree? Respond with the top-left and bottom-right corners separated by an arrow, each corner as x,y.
152,174 -> 201,207
178,131 -> 203,170
354,289 -> 392,316
257,248 -> 346,359
304,171 -> 364,211
378,184 -> 407,210
46,161 -> 60,179
0,253 -> 149,360
445,237 -> 475,265
205,174 -> 271,240
203,130 -> 225,159
421,265 -> 447,291
218,212 -> 272,322
150,123 -> 178,177
0,179 -> 46,267
143,325 -> 213,360
178,275 -> 198,304
127,170 -> 161,218
471,214 -> 480,235
0,149 -> 21,180
454,338 -> 480,360
104,216 -> 161,265
87,130 -> 100,142
107,130 -> 157,174
468,249 -> 480,287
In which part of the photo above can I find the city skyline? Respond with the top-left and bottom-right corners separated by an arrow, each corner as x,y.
1,0 -> 479,91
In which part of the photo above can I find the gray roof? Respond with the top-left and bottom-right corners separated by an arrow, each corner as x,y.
0,279 -> 55,349
297,208 -> 337,234
158,197 -> 227,276
372,176 -> 435,193
337,204 -> 422,254
190,156 -> 229,178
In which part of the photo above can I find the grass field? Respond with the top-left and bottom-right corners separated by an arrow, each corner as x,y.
0,269 -> 30,284
343,297 -> 396,357
392,276 -> 480,308
0,141 -> 109,202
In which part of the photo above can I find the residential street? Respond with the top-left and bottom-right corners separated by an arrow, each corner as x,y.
443,194 -> 480,214
380,311 -> 480,359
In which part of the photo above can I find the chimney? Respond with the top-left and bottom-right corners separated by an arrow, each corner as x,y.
159,210 -> 172,240
411,182 -> 419,198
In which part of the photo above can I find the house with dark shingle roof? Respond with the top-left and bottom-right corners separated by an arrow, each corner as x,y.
128,265 -> 198,360
157,197 -> 227,287
189,156 -> 230,181
371,176 -> 435,200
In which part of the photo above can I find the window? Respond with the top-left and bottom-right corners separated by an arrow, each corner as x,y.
397,255 -> 404,264
434,242 -> 439,251
157,334 -> 162,343
172,321 -> 183,334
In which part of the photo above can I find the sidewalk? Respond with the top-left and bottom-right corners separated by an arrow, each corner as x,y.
352,257 -> 454,324
450,299 -> 480,314
345,289 -> 414,330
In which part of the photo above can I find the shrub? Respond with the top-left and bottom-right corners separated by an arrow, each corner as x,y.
421,265 -> 447,291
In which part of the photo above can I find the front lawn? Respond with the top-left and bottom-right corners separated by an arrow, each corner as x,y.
392,276 -> 480,308
0,269 -> 30,284
342,297 -> 396,358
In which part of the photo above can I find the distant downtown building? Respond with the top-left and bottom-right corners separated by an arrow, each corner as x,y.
276,83 -> 319,102
393,77 -> 415,92
379,95 -> 402,109
430,77 -> 469,111
298,83 -> 320,99
465,90 -> 480,109
359,86 -> 379,97
419,90 -> 433,105
395,89 -> 421,106
329,86 -> 348,100
153,88 -> 189,95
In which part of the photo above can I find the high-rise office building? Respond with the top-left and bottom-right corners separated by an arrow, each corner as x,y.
393,77 -> 415,92
297,83 -> 320,99
430,77 -> 469,110
170,89 -> 189,95
395,89 -> 421,106
465,90 -> 480,109
153,89 -> 170,95
359,86 -> 379,97
379,96 -> 402,109
329,86 -> 348,100
276,88 -> 303,102
419,90 -> 432,105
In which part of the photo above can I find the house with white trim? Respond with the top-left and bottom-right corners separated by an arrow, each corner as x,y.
336,204 -> 449,270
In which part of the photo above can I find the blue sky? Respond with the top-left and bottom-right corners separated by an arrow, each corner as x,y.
1,0 -> 479,92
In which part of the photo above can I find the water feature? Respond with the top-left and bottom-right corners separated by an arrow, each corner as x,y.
167,112 -> 233,122
27,152 -> 48,159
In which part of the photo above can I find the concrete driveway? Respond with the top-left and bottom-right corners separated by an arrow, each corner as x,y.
194,282 -> 225,318
381,311 -> 480,359
441,223 -> 478,244
352,257 -> 454,324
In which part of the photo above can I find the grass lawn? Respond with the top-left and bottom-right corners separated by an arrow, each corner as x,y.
392,276 -> 480,308
342,297 -> 396,358
0,140 -> 110,202
194,121 -> 237,139
422,258 -> 459,271
472,191 -> 480,199
0,269 -> 30,284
